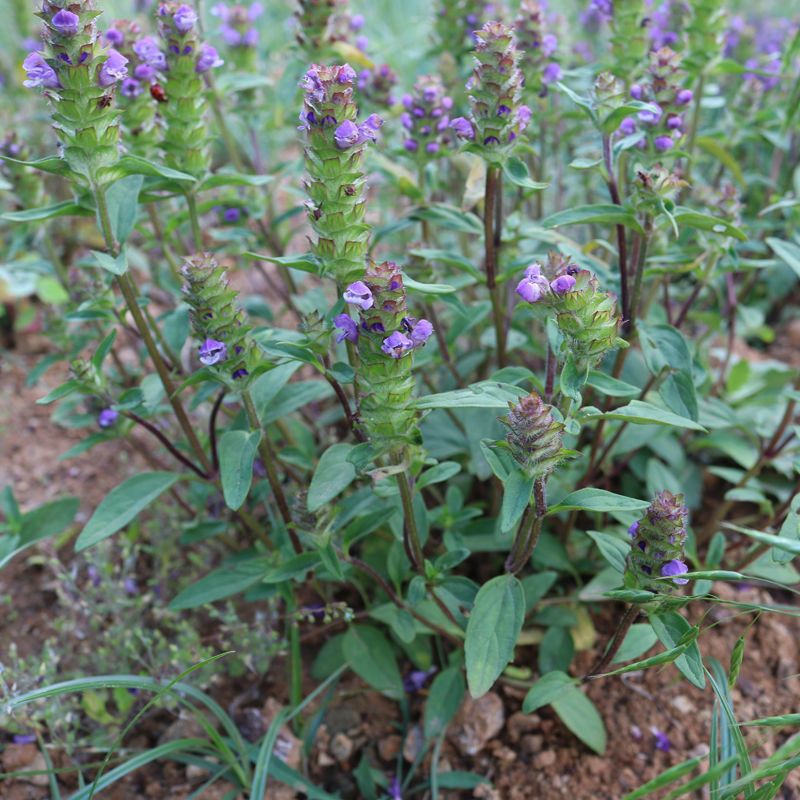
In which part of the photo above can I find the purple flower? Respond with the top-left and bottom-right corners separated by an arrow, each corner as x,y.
343,281 -> 374,310
12,734 -> 36,745
542,62 -> 562,84
403,317 -> 434,346
173,4 -> 198,34
517,105 -> 532,129
630,84 -> 644,100
98,408 -> 119,428
196,43 -> 223,73
638,105 -> 663,125
654,135 -> 673,152
651,726 -> 671,752
363,113 -> 384,133
450,116 -> 475,140
98,49 -> 129,87
627,520 -> 639,538
666,115 -> 683,131
232,367 -> 249,380
516,278 -> 545,303
199,338 -> 227,366
404,139 -> 418,152
350,13 -> 365,31
425,141 -> 439,154
550,274 -> 576,294
402,666 -> 436,693
675,88 -> 693,106
133,37 -> 167,69
660,559 -> 689,585
105,27 -> 124,46
121,77 -> 142,97
223,207 -> 241,223
388,776 -> 403,800
333,313 -> 358,343
134,63 -> 155,81
618,116 -> 637,136
52,9 -> 80,36
220,24 -> 242,46
337,63 -> 357,84
355,35 -> 369,51
87,565 -> 102,586
381,331 -> 414,358
334,119 -> 362,149
22,52 -> 60,89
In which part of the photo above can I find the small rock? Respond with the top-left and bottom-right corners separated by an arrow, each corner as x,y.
262,698 -> 302,770
403,725 -> 425,762
520,734 -> 544,755
378,734 -> 402,761
689,743 -> 710,759
329,732 -> 353,763
671,695 -> 694,715
585,755 -> 607,776
317,751 -> 335,768
158,715 -> 207,744
20,752 -> 49,787
507,711 -> 538,743
533,750 -> 557,769
2,744 -> 38,772
450,692 -> 505,757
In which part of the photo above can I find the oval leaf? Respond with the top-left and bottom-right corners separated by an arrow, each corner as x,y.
307,443 -> 358,512
219,430 -> 262,510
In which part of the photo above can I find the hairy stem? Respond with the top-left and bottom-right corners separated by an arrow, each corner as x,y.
584,604 -> 639,680
603,134 -> 630,333
484,166 -> 507,367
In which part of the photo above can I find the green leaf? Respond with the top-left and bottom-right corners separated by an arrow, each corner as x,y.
105,175 -> 143,244
613,624 -> 658,664
416,381 -> 527,410
91,249 -> 128,276
552,686 -> 607,754
416,461 -> 461,490
724,522 -> 800,556
590,399 -> 706,431
169,558 -> 269,609
539,626 -> 574,674
540,204 -> 644,234
424,667 -> 466,739
499,469 -> 533,534
650,611 -> 705,689
522,670 -> 576,713
76,472 -> 181,550
2,200 -> 92,223
586,530 -> 629,573
602,101 -> 661,133
503,156 -> 549,190
587,371 -> 641,398
36,380 -> 86,405
218,430 -> 261,510
1,497 -> 79,570
766,237 -> 800,280
402,274 -> 457,294
199,172 -> 273,190
116,154 -> 196,183
695,136 -> 745,186
0,153 -> 74,178
243,252 -> 322,274
671,207 -> 746,241
342,625 -> 404,699
548,488 -> 650,515
465,574 -> 525,697
411,203 -> 483,235
307,443 -> 358,512
774,495 -> 800,564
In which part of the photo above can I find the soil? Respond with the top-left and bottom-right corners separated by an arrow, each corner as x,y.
1,343 -> 799,800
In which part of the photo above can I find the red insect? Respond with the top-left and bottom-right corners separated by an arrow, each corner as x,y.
150,84 -> 168,103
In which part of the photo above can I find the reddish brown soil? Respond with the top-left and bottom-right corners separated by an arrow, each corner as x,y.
1,347 -> 799,800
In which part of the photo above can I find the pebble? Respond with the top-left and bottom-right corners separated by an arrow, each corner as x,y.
450,692 -> 505,756
521,734 -> 544,754
378,734 -> 402,761
671,695 -> 694,714
1,744 -> 38,772
403,724 -> 425,762
329,732 -> 353,763
533,750 -> 557,768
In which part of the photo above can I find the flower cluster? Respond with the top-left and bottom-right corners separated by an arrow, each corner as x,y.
646,0 -> 688,51
211,2 -> 262,70
399,76 -> 455,160
339,261 -> 430,454
616,47 -> 692,154
515,0 -> 562,98
515,253 -> 625,365
102,20 -> 162,158
22,0 -> 128,186
300,64 -> 383,286
625,491 -> 691,592
294,0 -> 350,56
500,392 -> 568,479
357,64 -> 398,110
157,1 -> 223,176
181,253 -> 261,387
450,21 -> 532,161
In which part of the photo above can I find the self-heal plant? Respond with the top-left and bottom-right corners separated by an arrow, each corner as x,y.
211,2 -> 262,71
157,1 -> 223,178
515,0 -> 562,98
23,0 -> 128,187
399,75 -> 455,163
300,64 -> 383,286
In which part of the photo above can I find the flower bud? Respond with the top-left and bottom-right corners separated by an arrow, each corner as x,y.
181,253 -> 262,387
500,392 -> 568,479
625,491 -> 690,592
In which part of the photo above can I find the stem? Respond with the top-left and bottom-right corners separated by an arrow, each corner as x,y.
544,344 -> 557,403
185,192 -> 204,251
396,468 -> 424,572
484,166 -> 507,367
505,478 -> 547,575
584,604 -> 639,680
93,183 -> 212,475
209,389 -> 226,473
123,411 -> 207,478
204,73 -> 247,173
603,134 -> 630,333
241,388 -> 302,553
628,215 -> 653,334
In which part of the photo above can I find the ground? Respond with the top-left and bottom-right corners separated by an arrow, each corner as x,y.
1,342 -> 799,800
